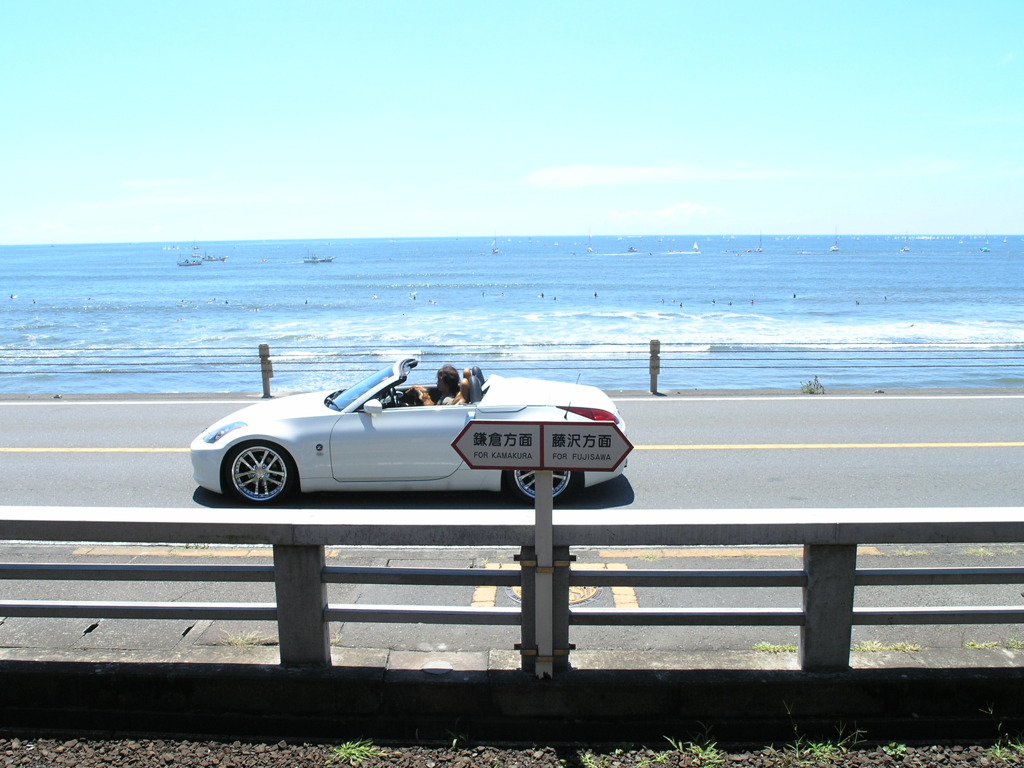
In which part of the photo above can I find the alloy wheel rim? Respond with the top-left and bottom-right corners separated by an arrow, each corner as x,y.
233,447 -> 287,500
514,469 -> 571,499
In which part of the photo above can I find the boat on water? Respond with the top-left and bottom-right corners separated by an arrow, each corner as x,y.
899,234 -> 911,253
666,241 -> 701,255
755,233 -> 763,253
303,254 -> 335,264
177,242 -> 205,266
491,236 -> 500,254
202,253 -> 228,262
830,230 -> 840,252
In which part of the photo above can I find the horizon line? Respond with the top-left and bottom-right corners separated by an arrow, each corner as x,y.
3,233 -> 1019,248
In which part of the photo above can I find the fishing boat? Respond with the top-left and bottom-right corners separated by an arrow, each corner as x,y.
202,253 -> 228,262
303,254 -> 335,264
178,243 -> 204,266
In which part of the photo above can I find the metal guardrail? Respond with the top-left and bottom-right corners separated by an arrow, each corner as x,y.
3,341 -> 1024,395
3,507 -> 1024,676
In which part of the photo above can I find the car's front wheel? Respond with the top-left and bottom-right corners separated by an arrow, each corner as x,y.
503,469 -> 581,504
223,441 -> 298,504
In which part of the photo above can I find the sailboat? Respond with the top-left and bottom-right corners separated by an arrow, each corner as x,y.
587,232 -> 594,253
980,234 -> 991,253
829,230 -> 840,252
491,235 -> 500,254
755,232 -> 763,253
899,234 -> 911,253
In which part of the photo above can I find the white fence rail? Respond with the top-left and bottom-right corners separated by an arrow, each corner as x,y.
3,506 -> 1024,676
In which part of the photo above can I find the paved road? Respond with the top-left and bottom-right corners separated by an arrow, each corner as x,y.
2,389 -> 1023,509
2,390 -> 1024,661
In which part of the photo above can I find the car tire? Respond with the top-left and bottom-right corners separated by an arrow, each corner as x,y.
503,469 -> 581,504
222,441 -> 298,505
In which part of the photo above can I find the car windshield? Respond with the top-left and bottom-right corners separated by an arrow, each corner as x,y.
325,366 -> 394,411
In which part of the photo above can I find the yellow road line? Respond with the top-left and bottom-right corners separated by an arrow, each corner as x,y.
1,447 -> 189,453
5,442 -> 1023,454
635,442 -> 1024,450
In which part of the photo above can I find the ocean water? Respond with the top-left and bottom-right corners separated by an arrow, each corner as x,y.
2,234 -> 1023,394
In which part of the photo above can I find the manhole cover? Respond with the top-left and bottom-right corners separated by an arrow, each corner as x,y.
504,585 -> 602,605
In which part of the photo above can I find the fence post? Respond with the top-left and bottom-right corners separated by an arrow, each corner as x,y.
649,339 -> 661,394
273,544 -> 331,667
259,343 -> 274,398
800,543 -> 856,672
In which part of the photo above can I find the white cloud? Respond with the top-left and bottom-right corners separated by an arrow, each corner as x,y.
524,164 -> 799,188
123,179 -> 193,189
610,202 -> 725,226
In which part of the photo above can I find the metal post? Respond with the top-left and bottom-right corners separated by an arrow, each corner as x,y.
552,544 -> 572,673
517,545 -> 536,675
800,543 -> 857,672
259,343 -> 274,398
649,339 -> 661,394
273,544 -> 330,667
534,470 -> 554,679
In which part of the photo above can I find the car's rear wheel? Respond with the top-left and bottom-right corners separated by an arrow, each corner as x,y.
223,441 -> 297,504
503,469 -> 581,504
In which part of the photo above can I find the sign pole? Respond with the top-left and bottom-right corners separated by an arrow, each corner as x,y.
533,469 -> 554,679
450,418 -> 632,677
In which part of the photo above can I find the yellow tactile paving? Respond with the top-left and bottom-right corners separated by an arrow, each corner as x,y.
599,546 -> 882,559
471,562 -> 638,609
604,562 -> 639,609
471,563 -> 513,608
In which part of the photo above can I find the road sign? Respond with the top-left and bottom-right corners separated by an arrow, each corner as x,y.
451,418 -> 633,680
451,420 -> 632,472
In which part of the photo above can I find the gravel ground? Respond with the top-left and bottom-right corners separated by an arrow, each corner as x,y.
2,738 -> 1022,767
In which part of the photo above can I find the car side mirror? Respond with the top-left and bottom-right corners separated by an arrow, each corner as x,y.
363,399 -> 383,415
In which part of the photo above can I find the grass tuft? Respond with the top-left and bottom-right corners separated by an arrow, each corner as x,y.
328,739 -> 385,766
752,641 -> 797,654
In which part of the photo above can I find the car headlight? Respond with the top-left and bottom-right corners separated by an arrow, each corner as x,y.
202,421 -> 247,444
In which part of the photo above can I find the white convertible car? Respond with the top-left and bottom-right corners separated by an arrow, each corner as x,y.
191,357 -> 628,505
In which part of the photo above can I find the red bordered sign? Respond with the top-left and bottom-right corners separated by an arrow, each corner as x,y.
451,420 -> 632,472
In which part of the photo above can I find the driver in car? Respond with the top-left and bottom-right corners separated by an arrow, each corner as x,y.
436,364 -> 461,405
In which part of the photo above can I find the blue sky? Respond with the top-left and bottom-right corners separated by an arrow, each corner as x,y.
2,1 -> 1021,244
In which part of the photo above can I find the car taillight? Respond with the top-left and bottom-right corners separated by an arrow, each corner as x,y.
558,406 -> 620,423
